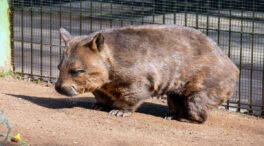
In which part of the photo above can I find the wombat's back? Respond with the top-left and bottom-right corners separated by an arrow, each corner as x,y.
101,25 -> 221,66
100,25 -> 237,76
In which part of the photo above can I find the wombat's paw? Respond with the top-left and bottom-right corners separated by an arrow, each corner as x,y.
109,110 -> 132,117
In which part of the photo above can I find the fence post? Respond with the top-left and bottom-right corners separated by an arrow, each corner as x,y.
0,0 -> 12,72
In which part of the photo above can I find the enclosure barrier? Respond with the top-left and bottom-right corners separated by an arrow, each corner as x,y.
8,0 -> 264,116
0,0 -> 11,72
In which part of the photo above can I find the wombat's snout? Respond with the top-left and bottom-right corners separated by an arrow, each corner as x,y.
55,83 -> 78,96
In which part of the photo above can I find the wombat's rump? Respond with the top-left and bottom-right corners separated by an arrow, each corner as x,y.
55,25 -> 239,123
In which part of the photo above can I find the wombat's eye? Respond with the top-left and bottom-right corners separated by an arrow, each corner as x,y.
70,70 -> 85,77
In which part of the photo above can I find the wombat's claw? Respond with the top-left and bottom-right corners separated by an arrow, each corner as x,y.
164,112 -> 177,120
109,110 -> 132,117
164,113 -> 192,122
164,116 -> 173,120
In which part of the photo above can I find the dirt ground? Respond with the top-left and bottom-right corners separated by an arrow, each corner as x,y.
0,77 -> 264,146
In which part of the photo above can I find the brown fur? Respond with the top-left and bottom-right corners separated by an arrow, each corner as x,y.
55,25 -> 239,123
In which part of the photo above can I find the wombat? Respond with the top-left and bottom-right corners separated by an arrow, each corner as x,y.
55,25 -> 239,123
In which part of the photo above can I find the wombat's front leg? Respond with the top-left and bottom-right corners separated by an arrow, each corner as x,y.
109,84 -> 151,117
93,82 -> 151,117
109,92 -> 148,117
92,89 -> 114,111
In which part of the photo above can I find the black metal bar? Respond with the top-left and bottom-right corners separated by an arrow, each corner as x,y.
142,0 -> 145,24
227,0 -> 232,110
195,0 -> 199,29
217,0 -> 220,45
80,0 -> 82,35
21,0 -> 24,75
184,0 -> 187,26
90,0 -> 93,32
249,0 -> 255,114
100,0 -> 103,29
131,0 -> 134,25
173,0 -> 177,24
9,0 -> 15,71
30,0 -> 33,76
70,0 -> 72,33
206,0 -> 209,35
59,0 -> 62,59
40,0 -> 43,79
121,0 -> 124,26
49,0 -> 53,81
152,0 -> 155,24
162,0 -> 165,24
110,0 -> 112,28
239,0 -> 244,113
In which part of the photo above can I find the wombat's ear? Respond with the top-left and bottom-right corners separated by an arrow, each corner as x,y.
89,33 -> 104,52
60,28 -> 72,44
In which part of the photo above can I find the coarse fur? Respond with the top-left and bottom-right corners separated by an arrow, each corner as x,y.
55,24 -> 239,123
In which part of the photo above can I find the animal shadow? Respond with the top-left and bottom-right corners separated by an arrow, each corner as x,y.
6,94 -> 169,118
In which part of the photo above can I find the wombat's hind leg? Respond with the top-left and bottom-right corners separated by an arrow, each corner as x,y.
166,93 -> 208,123
185,93 -> 208,123
165,93 -> 189,121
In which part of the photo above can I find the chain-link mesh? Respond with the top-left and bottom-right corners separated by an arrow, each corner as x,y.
10,0 -> 264,116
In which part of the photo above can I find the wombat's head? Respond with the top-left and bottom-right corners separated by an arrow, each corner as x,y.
55,28 -> 109,96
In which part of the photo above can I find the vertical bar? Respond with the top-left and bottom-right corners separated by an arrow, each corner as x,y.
40,0 -> 43,79
131,0 -> 134,25
100,0 -> 102,30
110,0 -> 112,28
21,0 -> 24,75
30,0 -> 33,76
121,0 -> 124,26
227,0 -> 232,110
9,0 -> 15,71
262,3 -> 264,116
173,0 -> 177,24
80,0 -> 82,35
239,0 -> 244,112
206,0 -> 209,35
152,0 -> 155,24
50,0 -> 53,81
90,0 -> 93,32
59,0 -> 62,59
184,0 -> 187,26
195,0 -> 199,29
217,0 -> 220,45
249,0 -> 255,114
70,0 -> 72,33
142,0 -> 145,24
162,0 -> 165,24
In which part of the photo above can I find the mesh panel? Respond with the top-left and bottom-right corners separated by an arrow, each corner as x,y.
10,0 -> 264,116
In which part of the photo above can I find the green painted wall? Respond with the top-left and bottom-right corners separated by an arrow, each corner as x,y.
0,0 -> 11,71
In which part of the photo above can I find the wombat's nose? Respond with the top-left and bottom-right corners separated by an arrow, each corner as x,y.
55,83 -> 78,96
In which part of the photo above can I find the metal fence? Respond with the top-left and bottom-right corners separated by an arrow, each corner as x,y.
9,0 -> 264,116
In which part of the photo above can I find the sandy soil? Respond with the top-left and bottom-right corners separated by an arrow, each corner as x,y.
0,77 -> 264,146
